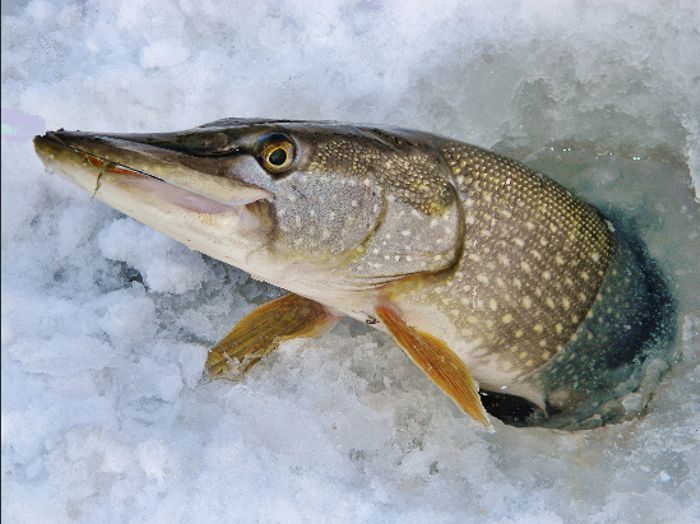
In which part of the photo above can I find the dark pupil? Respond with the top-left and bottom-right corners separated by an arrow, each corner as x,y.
268,147 -> 287,166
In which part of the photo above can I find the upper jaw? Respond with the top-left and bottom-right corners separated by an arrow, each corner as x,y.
33,129 -> 273,210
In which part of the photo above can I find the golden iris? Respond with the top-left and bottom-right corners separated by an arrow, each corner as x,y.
260,140 -> 294,174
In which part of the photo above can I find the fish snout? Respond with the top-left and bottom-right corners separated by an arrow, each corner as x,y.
33,130 -> 73,160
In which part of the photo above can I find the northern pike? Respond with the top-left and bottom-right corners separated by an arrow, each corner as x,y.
33,119 -> 673,430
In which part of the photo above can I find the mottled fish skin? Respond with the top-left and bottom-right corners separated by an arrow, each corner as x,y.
33,119 -> 673,429
383,139 -> 671,427
384,142 -> 614,406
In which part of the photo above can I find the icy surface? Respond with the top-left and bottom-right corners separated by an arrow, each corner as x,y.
2,1 -> 699,523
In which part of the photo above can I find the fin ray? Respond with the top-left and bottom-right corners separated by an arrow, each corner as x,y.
375,304 -> 491,427
207,293 -> 338,377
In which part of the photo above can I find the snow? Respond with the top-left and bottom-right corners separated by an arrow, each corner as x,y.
2,0 -> 699,523
98,218 -> 208,294
140,39 -> 191,69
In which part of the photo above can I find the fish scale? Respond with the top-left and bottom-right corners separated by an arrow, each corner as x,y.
34,119 -> 674,430
418,143 -> 613,381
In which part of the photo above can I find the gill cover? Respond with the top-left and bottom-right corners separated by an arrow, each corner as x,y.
245,122 -> 465,287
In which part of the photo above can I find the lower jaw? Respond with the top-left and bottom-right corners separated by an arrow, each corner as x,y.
42,149 -> 261,219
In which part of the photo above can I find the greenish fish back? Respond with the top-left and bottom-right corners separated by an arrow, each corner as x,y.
434,142 -> 613,377
526,222 -> 676,429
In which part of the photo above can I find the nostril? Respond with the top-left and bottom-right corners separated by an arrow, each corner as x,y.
43,130 -> 70,146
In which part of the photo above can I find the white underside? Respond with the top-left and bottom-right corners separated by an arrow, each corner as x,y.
47,156 -> 545,408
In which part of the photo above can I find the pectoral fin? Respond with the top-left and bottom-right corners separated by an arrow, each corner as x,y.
207,293 -> 339,377
375,304 -> 491,428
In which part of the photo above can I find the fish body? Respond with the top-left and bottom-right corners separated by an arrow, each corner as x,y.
34,119 -> 673,429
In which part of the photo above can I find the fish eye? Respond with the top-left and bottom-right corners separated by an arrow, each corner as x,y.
259,136 -> 295,175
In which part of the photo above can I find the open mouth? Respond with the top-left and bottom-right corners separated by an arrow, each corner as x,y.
34,131 -> 271,215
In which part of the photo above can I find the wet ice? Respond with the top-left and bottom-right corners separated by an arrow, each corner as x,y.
2,1 -> 699,523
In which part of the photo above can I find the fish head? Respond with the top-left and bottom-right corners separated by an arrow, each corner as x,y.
34,119 -> 462,294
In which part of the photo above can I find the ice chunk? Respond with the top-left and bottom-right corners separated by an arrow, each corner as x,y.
98,217 -> 208,294
2,1 -> 700,523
